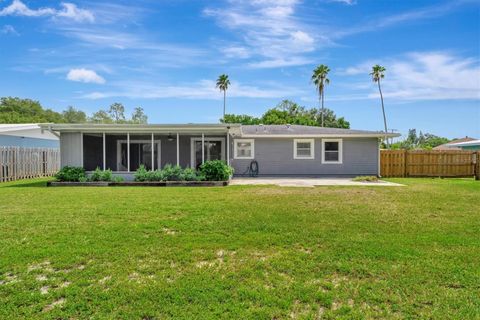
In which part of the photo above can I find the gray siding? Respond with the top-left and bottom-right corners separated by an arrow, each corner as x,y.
60,132 -> 82,167
231,137 -> 379,177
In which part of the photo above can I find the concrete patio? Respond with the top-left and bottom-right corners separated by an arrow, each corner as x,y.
230,177 -> 404,187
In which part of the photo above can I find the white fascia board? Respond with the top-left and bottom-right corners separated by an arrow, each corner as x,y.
240,133 -> 401,138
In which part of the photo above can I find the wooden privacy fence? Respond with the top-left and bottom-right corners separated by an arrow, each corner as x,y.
0,146 -> 60,183
381,150 -> 480,179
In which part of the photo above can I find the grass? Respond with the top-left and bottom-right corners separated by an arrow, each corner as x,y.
0,178 -> 479,319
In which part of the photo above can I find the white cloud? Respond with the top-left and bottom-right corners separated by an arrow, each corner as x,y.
221,46 -> 251,59
82,79 -> 305,100
338,52 -> 480,101
0,0 -> 94,22
55,3 -> 94,23
67,68 -> 105,84
204,0 -> 317,68
1,24 -> 18,35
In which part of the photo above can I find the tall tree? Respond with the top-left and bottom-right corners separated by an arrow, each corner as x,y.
62,106 -> 87,123
311,65 -> 330,127
89,110 -> 113,124
0,97 -> 64,123
370,65 -> 389,148
108,103 -> 126,123
216,74 -> 230,121
131,107 -> 148,124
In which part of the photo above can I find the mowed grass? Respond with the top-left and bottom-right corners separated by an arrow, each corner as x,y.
0,178 -> 479,319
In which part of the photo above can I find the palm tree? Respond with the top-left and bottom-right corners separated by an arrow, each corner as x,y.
311,65 -> 330,127
370,65 -> 389,148
216,74 -> 230,121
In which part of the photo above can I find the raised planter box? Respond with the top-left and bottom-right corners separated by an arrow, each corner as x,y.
47,181 -> 229,187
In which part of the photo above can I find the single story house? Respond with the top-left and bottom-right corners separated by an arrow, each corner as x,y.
445,139 -> 480,151
0,124 -> 59,148
41,123 -> 399,179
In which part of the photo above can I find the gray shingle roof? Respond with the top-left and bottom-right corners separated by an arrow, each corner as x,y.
241,125 -> 395,137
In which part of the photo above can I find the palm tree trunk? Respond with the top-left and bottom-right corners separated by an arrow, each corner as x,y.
378,80 -> 389,148
223,90 -> 226,121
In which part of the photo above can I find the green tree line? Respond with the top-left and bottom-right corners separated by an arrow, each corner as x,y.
0,97 -> 148,124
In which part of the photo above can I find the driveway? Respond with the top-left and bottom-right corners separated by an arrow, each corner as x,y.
230,177 -> 403,187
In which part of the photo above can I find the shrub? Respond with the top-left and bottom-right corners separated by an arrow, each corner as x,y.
181,167 -> 203,181
200,160 -> 233,181
78,176 -> 88,183
90,167 -> 113,182
352,176 -> 379,182
113,176 -> 124,183
100,169 -> 113,182
134,165 -> 149,182
55,166 -> 86,182
162,164 -> 183,181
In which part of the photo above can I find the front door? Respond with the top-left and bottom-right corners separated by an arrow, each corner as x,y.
191,138 -> 225,169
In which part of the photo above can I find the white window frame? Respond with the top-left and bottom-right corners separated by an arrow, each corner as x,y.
293,139 -> 314,159
190,137 -> 226,168
116,139 -> 161,172
234,139 -> 255,159
322,139 -> 343,164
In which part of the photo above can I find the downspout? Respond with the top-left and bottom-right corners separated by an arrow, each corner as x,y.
45,125 -> 60,138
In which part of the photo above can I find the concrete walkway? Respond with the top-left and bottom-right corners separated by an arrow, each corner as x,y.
230,177 -> 403,187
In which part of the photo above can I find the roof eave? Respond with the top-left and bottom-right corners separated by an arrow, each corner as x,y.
239,133 -> 401,138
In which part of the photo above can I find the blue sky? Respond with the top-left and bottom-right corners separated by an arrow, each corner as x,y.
0,0 -> 479,139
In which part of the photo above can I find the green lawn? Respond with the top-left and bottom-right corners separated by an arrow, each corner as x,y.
0,178 -> 479,319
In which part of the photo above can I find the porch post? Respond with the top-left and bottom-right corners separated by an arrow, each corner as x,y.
151,133 -> 154,171
226,132 -> 230,166
127,132 -> 130,172
103,132 -> 106,170
176,133 -> 180,166
201,133 -> 205,164
80,132 -> 83,167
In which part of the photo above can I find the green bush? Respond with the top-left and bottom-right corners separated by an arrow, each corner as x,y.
200,160 -> 233,181
113,176 -> 124,183
162,164 -> 183,181
182,167 -> 204,181
90,167 -> 114,182
134,164 -> 206,182
134,165 -> 149,182
55,166 -> 86,182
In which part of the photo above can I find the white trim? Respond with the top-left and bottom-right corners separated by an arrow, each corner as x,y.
190,137 -> 226,168
321,139 -> 343,164
127,133 -> 130,172
201,134 -> 205,165
293,139 -> 314,159
227,133 -> 230,166
234,139 -> 255,159
151,133 -> 154,171
176,133 -> 180,166
116,139 -> 161,172
240,133 -> 400,138
103,132 -> 106,170
80,132 -> 84,167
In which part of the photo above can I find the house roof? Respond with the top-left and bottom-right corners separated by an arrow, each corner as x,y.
0,123 -> 59,140
40,123 -> 399,138
241,124 -> 400,138
447,139 -> 480,147
433,137 -> 477,150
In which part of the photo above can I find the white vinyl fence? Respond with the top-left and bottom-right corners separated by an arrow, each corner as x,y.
0,146 -> 60,182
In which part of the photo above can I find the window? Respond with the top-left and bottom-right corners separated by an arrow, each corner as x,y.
234,139 -> 254,159
322,139 -> 343,164
294,139 -> 314,159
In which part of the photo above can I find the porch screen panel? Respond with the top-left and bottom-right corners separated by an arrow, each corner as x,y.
130,134 -> 156,171
105,134 -> 127,171
83,133 -> 103,171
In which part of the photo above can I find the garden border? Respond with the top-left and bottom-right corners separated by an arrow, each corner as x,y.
47,181 -> 229,187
